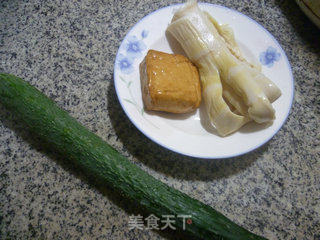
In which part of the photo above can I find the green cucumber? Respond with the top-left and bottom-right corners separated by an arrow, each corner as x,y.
0,73 -> 266,240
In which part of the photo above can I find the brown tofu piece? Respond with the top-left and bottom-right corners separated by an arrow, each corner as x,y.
140,50 -> 201,113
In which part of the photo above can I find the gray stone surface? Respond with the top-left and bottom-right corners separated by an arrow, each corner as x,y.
0,0 -> 319,239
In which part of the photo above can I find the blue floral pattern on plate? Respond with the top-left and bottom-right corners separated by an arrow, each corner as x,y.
116,30 -> 159,128
259,46 -> 281,68
116,53 -> 134,74
141,30 -> 149,39
125,35 -> 147,59
116,31 -> 148,75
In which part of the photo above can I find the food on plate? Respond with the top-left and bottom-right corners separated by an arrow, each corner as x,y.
167,0 -> 281,136
140,49 -> 201,113
0,73 -> 267,240
205,12 -> 281,103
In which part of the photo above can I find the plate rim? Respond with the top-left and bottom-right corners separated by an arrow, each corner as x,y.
113,2 -> 295,159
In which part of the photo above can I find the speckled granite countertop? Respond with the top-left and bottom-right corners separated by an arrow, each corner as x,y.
0,0 -> 319,239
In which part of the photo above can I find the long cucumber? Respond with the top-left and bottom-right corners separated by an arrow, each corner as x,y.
0,73 -> 266,240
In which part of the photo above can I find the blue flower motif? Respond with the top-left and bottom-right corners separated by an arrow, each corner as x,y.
259,46 -> 281,68
141,30 -> 148,39
116,53 -> 134,74
125,35 -> 146,59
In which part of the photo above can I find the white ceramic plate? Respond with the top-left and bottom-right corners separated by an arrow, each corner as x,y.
114,3 -> 294,159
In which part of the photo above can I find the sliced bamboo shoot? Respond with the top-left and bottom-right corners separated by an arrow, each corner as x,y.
204,10 -> 281,103
167,0 -> 276,124
199,55 -> 248,136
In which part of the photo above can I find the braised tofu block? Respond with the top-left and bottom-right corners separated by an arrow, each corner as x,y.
140,50 -> 201,113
